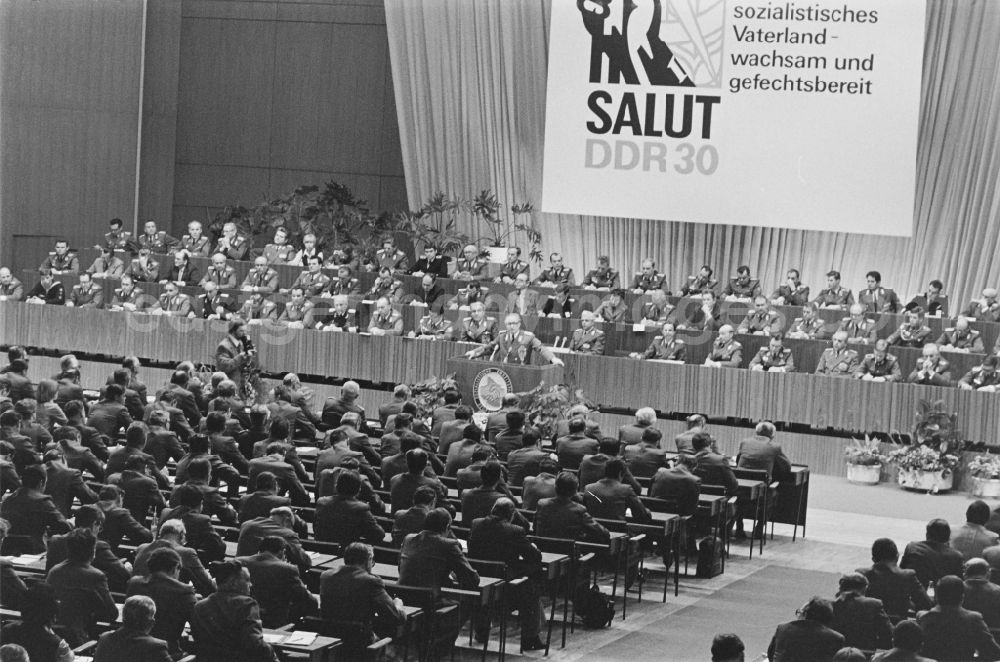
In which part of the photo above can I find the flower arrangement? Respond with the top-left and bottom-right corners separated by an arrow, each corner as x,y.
886,444 -> 961,474
967,454 -> 1000,480
886,400 -> 966,492
844,435 -> 887,466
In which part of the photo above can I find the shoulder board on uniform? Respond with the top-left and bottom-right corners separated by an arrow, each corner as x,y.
182,235 -> 191,241
462,317 -> 472,323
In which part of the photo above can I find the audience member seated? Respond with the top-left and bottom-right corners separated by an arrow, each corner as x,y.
738,296 -> 782,335
191,560 -> 278,662
748,332 -> 796,372
93,594 -> 173,662
444,424 -> 484,476
901,518 -> 965,588
236,506 -> 310,573
26,268 -> 66,305
179,220 -> 212,257
767,596 -> 845,662
813,270 -> 854,309
521,458 -> 560,511
887,310 -> 933,348
937,316 -> 985,353
917,574 -> 1000,662
858,270 -> 901,313
0,583 -> 75,662
593,288 -> 629,323
43,447 -> 97,518
494,246 -> 529,284
631,258 -> 668,294
389,449 -> 448,514
692,431 -> 738,497
453,244 -> 489,281
506,429 -> 548,487
320,542 -> 406,645
958,355 -> 1000,392
315,469 -> 385,545
237,535 -> 317,628
46,528 -> 119,647
456,301 -> 498,343
703,324 -> 743,368
815,331 -> 860,377
858,538 -> 931,621
368,296 -> 405,336
722,265 -> 760,301
837,303 -> 878,345
0,267 -> 25,302
134,519 -> 215,596
0,518 -> 27,609
126,546 -> 196,658
170,456 -> 237,526
870,618 -> 936,662
161,249 -> 200,287
650,454 -> 702,517
506,272 -> 540,317
0,464 -> 70,553
786,302 -> 828,340
952,500 -> 1000,560
770,268 -> 810,306
535,251 -> 575,287
460,460 -> 524,526
622,427 -> 669,478
241,256 -> 279,294
556,417 -> 599,470
710,633 -> 746,662
161,485 -> 226,564
569,310 -> 606,354
962,557 -> 1000,629
854,339 -> 903,382
540,283 -> 574,318
326,265 -> 361,296
393,485 -> 440,545
583,458 -> 651,522
46,504 -> 130,592
962,287 -> 1000,323
908,343 -> 954,386
830,572 -> 892,651
409,244 -> 449,278
40,239 -> 79,275
636,288 -> 674,326
95,484 -> 152,551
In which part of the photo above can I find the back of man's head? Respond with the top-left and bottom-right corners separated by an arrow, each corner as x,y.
412,485 -> 437,507
206,411 -> 227,434
187,457 -> 211,481
336,470 -> 362,497
259,535 -> 287,556
871,537 -> 898,563
754,421 -> 776,438
926,518 -> 951,543
269,418 -> 290,440
555,472 -> 579,497
20,465 -> 46,490
692,431 -> 713,452
539,458 -> 560,475
399,431 -> 423,453
65,528 -> 97,563
598,437 -> 620,456
423,508 -> 451,534
641,427 -> 663,446
686,414 -> 706,430
710,633 -> 745,662
568,417 -> 586,434
343,542 -> 373,567
480,460 -> 502,487
505,411 -> 525,429
74,504 -> 104,531
443,390 -> 461,405
522,428 -> 540,448
188,434 -> 209,454
965,557 -> 991,580
147,547 -> 181,575
490,497 -> 516,521
891,619 -> 924,653
122,595 -> 157,632
935,575 -> 964,607
967,500 -> 991,526
463,424 -> 482,442
455,405 -> 472,421
406,448 -> 428,474
176,484 -> 205,510
125,422 -> 148,448
604,458 -> 625,480
170,370 -> 189,387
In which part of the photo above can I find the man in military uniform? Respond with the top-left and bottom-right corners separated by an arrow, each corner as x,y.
961,288 -> 1000,323
214,222 -> 250,262
25,269 -> 65,305
316,294 -> 356,332
594,288 -> 629,323
101,218 -> 132,251
410,245 -> 449,279
451,280 -> 487,309
813,270 -> 854,310
458,302 -> 498,344
906,280 -> 949,317
535,252 -> 575,288
40,239 -> 79,274
506,272 -> 539,317
937,317 -> 985,353
238,292 -> 278,322
241,256 -> 279,295
153,282 -> 192,317
325,245 -> 361,275
465,313 -> 564,366
134,220 -> 179,254
770,268 -> 810,307
326,266 -> 361,296
749,333 -> 795,372
87,246 -> 125,280
276,287 -> 316,329
722,265 -> 761,301
110,274 -> 146,311
887,310 -> 933,348
0,267 -> 25,302
413,301 -> 453,340
569,311 -> 605,355
631,322 -> 686,361
582,255 -> 620,290
854,339 -> 902,382
196,281 -> 235,320
178,221 -> 212,257
704,324 -> 743,368
858,270 -> 901,313
262,227 -> 296,265
672,290 -> 720,331
638,289 -> 674,326
126,246 -> 161,282
630,258 -> 668,294
65,272 -> 104,309
368,297 -> 403,336
199,254 -> 238,290
540,283 -> 573,318
454,245 -> 489,281
292,233 -> 323,268
287,256 -> 330,296
958,356 -> 1000,392
161,250 -> 200,287
907,343 -> 953,386
786,303 -> 827,340
681,265 -> 718,297
494,246 -> 530,284
373,238 -> 408,274
837,303 -> 878,345
814,331 -> 859,376
367,267 -> 403,303
737,296 -> 783,335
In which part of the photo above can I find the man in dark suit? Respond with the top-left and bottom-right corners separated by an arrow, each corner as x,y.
506,429 -> 550,486
326,412 -> 379,465
485,394 -> 521,443
45,528 -> 119,647
534,472 -> 610,543
133,518 -> 215,596
248,442 -> 311,506
619,406 -> 658,445
191,560 -> 278,662
205,411 -> 249,474
650,454 -> 702,517
522,459 -> 560,510
430,389 -> 461,437
444,424 -> 485,476
438,405 -> 474,454
468,498 -> 546,651
106,422 -> 168,488
460,461 -> 526,527
0,465 -> 70,553
43,447 -> 98,517
144,409 -> 185,470
237,536 -> 317,628
692,431 -> 738,496
266,385 -> 318,442
902,519 -> 965,588
382,432 -> 436,484
0,518 -> 28,609
46,505 -> 131,592
160,485 -> 226,563
918,575 -> 1000,661
86,383 -> 133,439
389,449 -> 448,513
583,458 -> 651,522
239,471 -> 294,523
236,506 -> 311,573
623,427 -> 670,478
95,484 -> 153,551
163,370 -> 202,428
674,413 -> 707,454
579,438 -> 642,495
964,557 -> 1000,629
119,454 -> 166,521
321,542 -> 405,644
858,538 -> 932,621
830,572 -> 893,651
93,595 -> 173,662
736,421 -> 792,481
410,245 -> 450,278
126,547 -> 197,658
315,470 -> 385,545
108,367 -> 147,421
64,399 -> 109,460
377,384 -> 410,426
321,380 -> 368,431
493,410 -> 526,460
393,485 -> 438,545
170,456 -> 238,526
767,597 -> 844,662
556,417 -> 600,470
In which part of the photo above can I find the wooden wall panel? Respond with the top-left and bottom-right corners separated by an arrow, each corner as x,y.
1,0 -> 143,271
171,0 -> 407,235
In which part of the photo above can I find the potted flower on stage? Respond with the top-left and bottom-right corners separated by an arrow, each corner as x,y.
968,454 -> 1000,498
887,399 -> 964,494
844,435 -> 886,484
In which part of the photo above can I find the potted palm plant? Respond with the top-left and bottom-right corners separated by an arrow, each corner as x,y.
887,399 -> 964,493
844,435 -> 886,484
968,454 -> 1000,498
472,190 -> 541,263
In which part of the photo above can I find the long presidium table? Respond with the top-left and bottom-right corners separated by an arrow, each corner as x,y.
3,303 -> 999,443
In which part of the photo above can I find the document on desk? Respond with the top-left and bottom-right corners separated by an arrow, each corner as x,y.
264,631 -> 318,646
2,554 -> 44,565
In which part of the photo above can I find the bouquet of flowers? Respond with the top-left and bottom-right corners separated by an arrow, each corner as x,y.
844,435 -> 888,466
886,444 -> 961,474
967,454 -> 1000,480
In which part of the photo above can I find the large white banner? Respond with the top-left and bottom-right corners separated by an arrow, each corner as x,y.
541,0 -> 925,236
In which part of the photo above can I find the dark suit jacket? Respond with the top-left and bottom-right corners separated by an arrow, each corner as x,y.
650,466 -> 702,516
918,605 -> 1000,661
857,562 -> 931,618
145,428 -> 185,468
583,478 -> 650,521
901,539 -> 965,587
399,531 -> 480,591
166,384 -> 201,427
507,447 -> 549,486
94,627 -> 173,662
0,559 -> 27,609
47,532 -> 131,591
159,505 -> 226,562
266,400 -> 318,441
46,559 -> 119,646
239,491 -> 291,523
86,399 -> 133,437
831,594 -> 892,650
622,443 -> 669,478
965,578 -> 1000,629
768,619 -> 845,662
45,462 -> 98,516
618,423 -> 653,445
390,472 -> 447,513
0,487 -> 71,552
315,495 -> 385,545
134,538 -> 215,597
469,516 -> 541,577
320,565 -> 403,630
191,590 -> 278,662
556,434 -> 599,470
97,501 -> 152,550
126,572 -> 198,655
169,478 -> 236,525
736,435 -> 792,480
121,469 -> 166,521
248,453 -> 310,505
694,450 -> 739,496
237,552 -> 317,628
236,517 -> 310,571
534,496 -> 610,542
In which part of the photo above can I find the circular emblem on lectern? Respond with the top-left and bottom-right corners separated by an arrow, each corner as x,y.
472,368 -> 513,411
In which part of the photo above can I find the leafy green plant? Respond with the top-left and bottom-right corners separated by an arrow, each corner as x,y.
515,383 -> 595,440
844,435 -> 887,466
886,399 -> 966,477
472,190 -> 542,262
407,374 -> 459,422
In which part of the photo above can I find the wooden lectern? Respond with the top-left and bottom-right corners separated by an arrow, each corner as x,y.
446,356 -> 564,411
